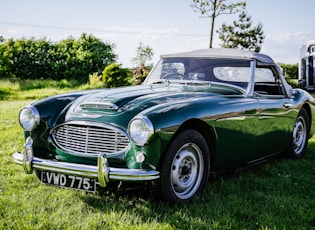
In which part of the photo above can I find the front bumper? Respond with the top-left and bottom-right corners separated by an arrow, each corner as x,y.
12,140 -> 159,188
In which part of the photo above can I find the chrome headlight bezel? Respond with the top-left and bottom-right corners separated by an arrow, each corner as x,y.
19,105 -> 40,131
128,116 -> 154,146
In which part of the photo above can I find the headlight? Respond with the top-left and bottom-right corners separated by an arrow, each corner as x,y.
19,105 -> 40,131
128,116 -> 154,146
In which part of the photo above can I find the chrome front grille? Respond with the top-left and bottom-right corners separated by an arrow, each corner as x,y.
51,122 -> 129,156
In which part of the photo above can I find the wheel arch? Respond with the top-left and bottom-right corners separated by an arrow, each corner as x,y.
166,118 -> 216,169
301,103 -> 312,134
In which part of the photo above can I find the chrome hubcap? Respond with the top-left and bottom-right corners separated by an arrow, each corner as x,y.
170,143 -> 204,199
293,116 -> 307,155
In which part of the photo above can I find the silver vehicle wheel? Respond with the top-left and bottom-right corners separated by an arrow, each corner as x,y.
288,108 -> 309,158
170,143 -> 204,200
292,115 -> 307,155
156,129 -> 210,204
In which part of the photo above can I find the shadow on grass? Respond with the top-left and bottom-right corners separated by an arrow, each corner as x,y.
78,149 -> 315,229
0,89 -> 11,100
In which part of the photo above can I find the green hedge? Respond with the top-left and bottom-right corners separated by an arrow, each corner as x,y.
278,63 -> 298,79
0,34 -> 117,83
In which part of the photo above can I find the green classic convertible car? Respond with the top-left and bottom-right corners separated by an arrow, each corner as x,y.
13,48 -> 315,204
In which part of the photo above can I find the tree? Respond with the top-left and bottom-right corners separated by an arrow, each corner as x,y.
132,42 -> 154,66
191,0 -> 246,48
131,43 -> 154,84
54,33 -> 117,82
217,11 -> 265,52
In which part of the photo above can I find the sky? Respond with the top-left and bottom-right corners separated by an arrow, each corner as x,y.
1,0 -> 315,67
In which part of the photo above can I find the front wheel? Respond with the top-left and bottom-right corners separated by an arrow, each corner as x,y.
156,129 -> 210,204
287,108 -> 310,158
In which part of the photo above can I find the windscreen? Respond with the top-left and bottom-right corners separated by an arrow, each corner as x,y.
144,57 -> 251,89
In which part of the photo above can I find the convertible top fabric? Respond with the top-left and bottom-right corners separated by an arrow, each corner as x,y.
161,48 -> 293,97
161,48 -> 275,64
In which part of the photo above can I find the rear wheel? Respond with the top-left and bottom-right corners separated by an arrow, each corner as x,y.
156,129 -> 210,204
287,108 -> 309,158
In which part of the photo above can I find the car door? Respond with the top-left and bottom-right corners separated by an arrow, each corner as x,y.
213,96 -> 260,170
211,60 -> 260,170
251,67 -> 295,162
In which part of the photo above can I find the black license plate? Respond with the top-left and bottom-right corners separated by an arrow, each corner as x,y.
41,171 -> 96,192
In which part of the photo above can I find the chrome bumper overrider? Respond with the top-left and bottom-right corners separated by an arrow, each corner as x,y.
12,141 -> 159,188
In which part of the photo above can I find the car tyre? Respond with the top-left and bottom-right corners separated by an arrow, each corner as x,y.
287,108 -> 309,158
156,129 -> 210,204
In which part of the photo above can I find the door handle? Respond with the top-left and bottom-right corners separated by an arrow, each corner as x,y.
283,103 -> 293,109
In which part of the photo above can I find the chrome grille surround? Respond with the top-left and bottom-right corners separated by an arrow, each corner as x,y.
51,121 -> 130,157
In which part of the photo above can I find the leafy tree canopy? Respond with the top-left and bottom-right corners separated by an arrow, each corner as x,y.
191,0 -> 246,48
131,42 -> 154,66
131,42 -> 154,84
217,11 -> 265,52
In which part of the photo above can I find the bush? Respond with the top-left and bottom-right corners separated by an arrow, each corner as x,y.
278,63 -> 298,79
89,72 -> 104,88
102,63 -> 133,88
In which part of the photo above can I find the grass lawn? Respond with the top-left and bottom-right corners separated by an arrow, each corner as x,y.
1,83 -> 315,229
